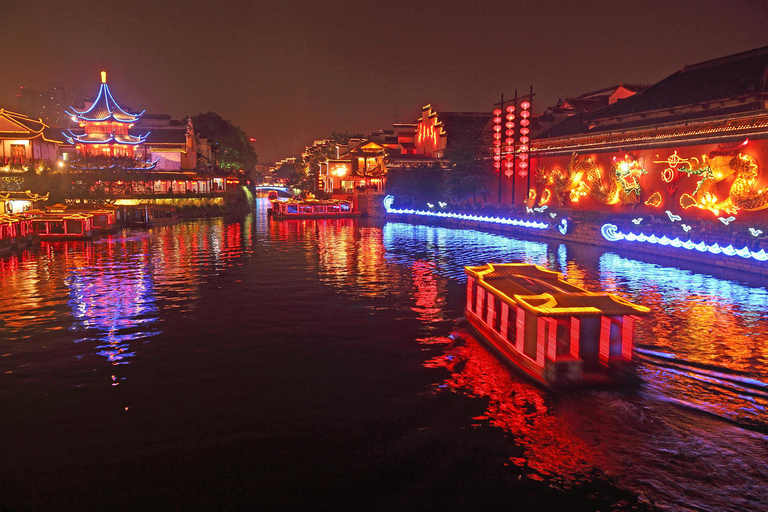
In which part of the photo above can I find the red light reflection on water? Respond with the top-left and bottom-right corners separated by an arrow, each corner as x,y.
410,260 -> 446,326
426,334 -> 601,481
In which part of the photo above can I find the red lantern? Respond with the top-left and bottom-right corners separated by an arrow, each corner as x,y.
505,122 -> 514,129
521,101 -> 530,109
494,147 -> 501,154
494,162 -> 501,169
518,170 -> 528,178
519,153 -> 529,161
505,129 -> 514,136
493,108 -> 502,116
520,127 -> 530,135
505,137 -> 514,145
505,161 -> 514,169
519,136 -> 529,143
519,161 -> 529,169
504,169 -> 514,177
506,105 -> 515,113
521,111 -> 530,118
493,116 -> 502,124
518,144 -> 529,152
493,132 -> 502,139
506,113 -> 515,121
493,140 -> 501,146
504,145 -> 513,153
520,119 -> 530,127
493,155 -> 501,161
493,125 -> 502,132
504,153 -> 514,161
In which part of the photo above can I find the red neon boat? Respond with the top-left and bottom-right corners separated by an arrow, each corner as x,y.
464,263 -> 650,390
269,199 -> 361,220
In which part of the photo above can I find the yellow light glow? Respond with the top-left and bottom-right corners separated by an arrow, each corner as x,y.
101,71 -> 107,83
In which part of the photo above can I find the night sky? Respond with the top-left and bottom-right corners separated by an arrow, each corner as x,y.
4,0 -> 768,162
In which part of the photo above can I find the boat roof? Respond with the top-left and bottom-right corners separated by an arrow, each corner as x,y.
465,263 -> 649,316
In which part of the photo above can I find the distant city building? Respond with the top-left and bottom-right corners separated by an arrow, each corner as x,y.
17,82 -> 85,127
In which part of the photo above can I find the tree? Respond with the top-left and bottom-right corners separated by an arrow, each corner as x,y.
191,112 -> 258,176
443,121 -> 494,204
385,164 -> 445,206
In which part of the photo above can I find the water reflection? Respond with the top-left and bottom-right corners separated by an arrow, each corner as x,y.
597,252 -> 768,430
0,218 -> 253,380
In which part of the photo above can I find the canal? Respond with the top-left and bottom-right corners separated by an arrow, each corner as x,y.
1,198 -> 766,511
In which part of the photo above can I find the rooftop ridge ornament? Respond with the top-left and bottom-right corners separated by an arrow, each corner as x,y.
65,71 -> 146,123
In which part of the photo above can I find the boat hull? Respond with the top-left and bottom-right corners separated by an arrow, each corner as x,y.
464,308 -> 640,391
270,212 -> 362,220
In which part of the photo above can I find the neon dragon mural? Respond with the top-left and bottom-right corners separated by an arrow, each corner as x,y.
536,153 -> 645,206
676,143 -> 768,216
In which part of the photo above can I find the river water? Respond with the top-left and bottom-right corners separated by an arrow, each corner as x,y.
1,198 -> 767,511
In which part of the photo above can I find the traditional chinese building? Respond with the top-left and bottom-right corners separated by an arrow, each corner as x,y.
0,109 -> 61,168
319,105 -> 491,196
528,45 -> 768,226
62,72 -> 219,196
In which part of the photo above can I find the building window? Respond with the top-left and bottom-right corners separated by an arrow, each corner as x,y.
10,144 -> 26,165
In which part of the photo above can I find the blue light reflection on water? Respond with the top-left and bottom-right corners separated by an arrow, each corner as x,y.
66,255 -> 159,365
382,222 -> 556,280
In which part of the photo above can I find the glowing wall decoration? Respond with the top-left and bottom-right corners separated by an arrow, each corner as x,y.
645,191 -> 663,208
612,154 -> 646,196
672,141 -> 768,217
601,223 -> 768,262
383,195 -> 549,230
749,228 -> 763,237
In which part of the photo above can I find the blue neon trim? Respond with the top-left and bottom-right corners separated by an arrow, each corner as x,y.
383,195 -> 550,230
601,223 -> 768,262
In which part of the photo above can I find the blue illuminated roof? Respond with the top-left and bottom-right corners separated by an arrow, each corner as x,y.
66,73 -> 145,123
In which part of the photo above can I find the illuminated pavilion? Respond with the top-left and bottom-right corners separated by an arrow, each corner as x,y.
62,72 -> 221,196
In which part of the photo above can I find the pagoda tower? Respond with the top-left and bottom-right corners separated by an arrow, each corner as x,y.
63,71 -> 150,158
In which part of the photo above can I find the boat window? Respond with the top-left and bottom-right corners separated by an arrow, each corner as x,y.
492,296 -> 502,332
287,205 -> 298,214
31,221 -> 47,234
340,203 -> 351,211
49,221 -> 65,234
66,220 -> 83,234
300,206 -> 313,214
523,312 -> 538,360
609,316 -> 623,356
507,307 -> 516,344
555,318 -> 571,356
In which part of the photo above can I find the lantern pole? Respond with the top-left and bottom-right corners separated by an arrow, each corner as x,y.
498,93 -> 504,204
512,89 -> 517,206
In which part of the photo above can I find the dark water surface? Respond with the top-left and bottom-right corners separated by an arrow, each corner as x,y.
1,198 -> 767,511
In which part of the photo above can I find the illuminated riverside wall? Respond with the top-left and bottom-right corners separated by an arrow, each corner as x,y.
528,136 -> 768,225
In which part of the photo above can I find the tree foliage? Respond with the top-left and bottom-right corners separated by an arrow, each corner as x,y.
385,164 -> 445,206
192,112 -> 258,174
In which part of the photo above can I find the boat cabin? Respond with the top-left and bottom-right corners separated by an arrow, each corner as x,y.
122,204 -> 177,227
47,204 -> 118,233
270,199 -> 358,219
0,215 -> 32,253
29,213 -> 94,240
464,263 -> 650,389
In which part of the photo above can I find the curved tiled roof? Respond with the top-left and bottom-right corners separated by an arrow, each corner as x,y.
66,77 -> 144,123
63,129 -> 149,145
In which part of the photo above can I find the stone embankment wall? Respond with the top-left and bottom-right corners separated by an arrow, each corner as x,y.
384,211 -> 768,277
